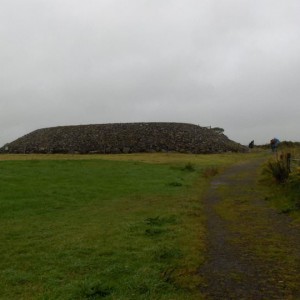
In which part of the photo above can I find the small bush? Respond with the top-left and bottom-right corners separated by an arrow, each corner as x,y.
261,155 -> 300,213
264,159 -> 290,184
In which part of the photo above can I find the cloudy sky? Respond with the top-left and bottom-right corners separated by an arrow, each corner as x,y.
1,0 -> 299,147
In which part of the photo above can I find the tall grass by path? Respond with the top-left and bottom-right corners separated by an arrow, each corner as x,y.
260,147 -> 300,219
0,152 -> 265,299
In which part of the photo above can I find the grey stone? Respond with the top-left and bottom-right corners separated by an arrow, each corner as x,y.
0,122 -> 247,154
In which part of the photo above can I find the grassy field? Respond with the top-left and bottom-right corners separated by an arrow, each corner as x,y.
0,152 -> 264,299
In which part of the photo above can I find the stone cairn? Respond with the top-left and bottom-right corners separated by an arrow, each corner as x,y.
0,122 -> 247,154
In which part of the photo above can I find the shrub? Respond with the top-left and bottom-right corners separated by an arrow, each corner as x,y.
264,159 -> 290,184
262,155 -> 300,213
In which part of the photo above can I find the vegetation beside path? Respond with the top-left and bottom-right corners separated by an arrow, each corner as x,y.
261,148 -> 300,220
201,153 -> 300,299
1,151 -> 299,299
0,152 -> 253,300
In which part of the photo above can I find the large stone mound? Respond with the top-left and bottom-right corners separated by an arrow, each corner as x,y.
1,122 -> 247,154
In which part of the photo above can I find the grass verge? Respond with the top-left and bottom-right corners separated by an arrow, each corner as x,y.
0,152 -> 261,299
0,157 -> 202,299
214,159 -> 300,296
260,149 -> 300,220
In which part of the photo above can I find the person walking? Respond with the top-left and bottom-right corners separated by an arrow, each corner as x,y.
248,140 -> 254,149
270,138 -> 280,152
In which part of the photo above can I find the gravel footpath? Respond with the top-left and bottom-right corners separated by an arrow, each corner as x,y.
199,157 -> 300,299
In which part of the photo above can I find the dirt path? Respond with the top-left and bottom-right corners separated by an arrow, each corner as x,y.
199,157 -> 300,299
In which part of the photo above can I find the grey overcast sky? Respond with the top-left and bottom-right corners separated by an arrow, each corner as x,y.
1,0 -> 299,147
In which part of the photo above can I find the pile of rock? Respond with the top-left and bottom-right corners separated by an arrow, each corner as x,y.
1,122 -> 247,154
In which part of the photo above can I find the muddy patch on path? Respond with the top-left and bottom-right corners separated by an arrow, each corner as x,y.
199,158 -> 300,299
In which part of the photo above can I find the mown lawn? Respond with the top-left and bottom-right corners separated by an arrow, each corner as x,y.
0,153 -> 261,299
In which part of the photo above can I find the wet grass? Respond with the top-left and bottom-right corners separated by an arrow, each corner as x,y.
0,155 -> 208,299
260,148 -> 300,219
0,152 -> 265,299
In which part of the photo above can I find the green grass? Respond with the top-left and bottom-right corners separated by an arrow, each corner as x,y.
0,157 -> 203,299
260,148 -> 300,218
0,152 -> 264,299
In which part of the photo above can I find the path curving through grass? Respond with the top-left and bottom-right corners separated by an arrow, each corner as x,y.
200,157 -> 300,299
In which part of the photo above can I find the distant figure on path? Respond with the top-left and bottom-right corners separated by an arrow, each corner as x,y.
270,138 -> 280,152
248,140 -> 254,149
